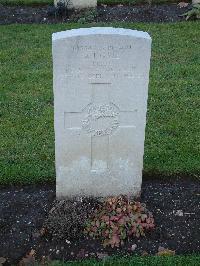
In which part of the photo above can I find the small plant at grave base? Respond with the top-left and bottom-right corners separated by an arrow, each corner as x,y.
77,8 -> 97,24
181,4 -> 200,20
43,198 -> 99,240
55,0 -> 71,18
84,195 -> 155,248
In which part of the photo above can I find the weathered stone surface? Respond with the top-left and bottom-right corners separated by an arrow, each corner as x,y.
192,0 -> 200,4
54,0 -> 97,9
52,27 -> 152,198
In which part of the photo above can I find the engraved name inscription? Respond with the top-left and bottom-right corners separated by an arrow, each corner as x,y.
64,42 -> 138,81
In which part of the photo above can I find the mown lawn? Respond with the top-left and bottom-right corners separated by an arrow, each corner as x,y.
0,0 -> 180,7
51,255 -> 200,265
0,22 -> 200,184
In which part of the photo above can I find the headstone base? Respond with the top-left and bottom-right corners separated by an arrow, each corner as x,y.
54,0 -> 97,9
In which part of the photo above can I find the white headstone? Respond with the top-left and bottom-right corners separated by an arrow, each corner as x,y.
53,27 -> 151,198
54,0 -> 97,9
192,0 -> 200,3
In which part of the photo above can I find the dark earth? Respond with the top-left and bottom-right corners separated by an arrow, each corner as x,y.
0,178 -> 199,265
0,3 -> 192,24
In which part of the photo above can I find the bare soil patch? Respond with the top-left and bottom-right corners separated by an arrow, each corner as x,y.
0,3 -> 191,24
0,179 -> 199,265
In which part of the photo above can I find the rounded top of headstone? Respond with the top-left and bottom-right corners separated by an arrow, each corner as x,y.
52,27 -> 151,41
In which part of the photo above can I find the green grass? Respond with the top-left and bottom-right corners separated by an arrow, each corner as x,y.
0,0 -> 180,7
50,255 -> 200,265
0,22 -> 200,184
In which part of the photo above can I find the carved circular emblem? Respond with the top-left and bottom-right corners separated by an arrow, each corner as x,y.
82,103 -> 120,136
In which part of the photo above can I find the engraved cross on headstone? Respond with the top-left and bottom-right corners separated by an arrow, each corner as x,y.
64,84 -> 137,170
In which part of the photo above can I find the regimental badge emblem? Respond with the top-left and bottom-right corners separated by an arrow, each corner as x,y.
82,103 -> 120,137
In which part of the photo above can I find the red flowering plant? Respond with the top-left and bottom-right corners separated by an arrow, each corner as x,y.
84,195 -> 155,248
